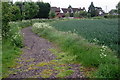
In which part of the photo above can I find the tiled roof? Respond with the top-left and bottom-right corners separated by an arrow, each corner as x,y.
51,7 -> 60,12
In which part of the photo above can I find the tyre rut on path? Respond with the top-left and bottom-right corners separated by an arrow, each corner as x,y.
8,27 -> 85,78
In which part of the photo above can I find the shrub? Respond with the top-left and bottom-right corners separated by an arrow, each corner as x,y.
93,64 -> 120,78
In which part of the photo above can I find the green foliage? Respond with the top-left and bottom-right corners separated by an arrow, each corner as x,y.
105,14 -> 118,18
32,22 -> 119,78
79,11 -> 88,18
93,64 -> 120,78
36,2 -> 51,18
2,20 -> 32,78
74,11 -> 79,18
116,1 -> 120,9
23,2 -> 39,19
2,2 -> 12,37
88,2 -> 96,17
74,11 -> 88,18
65,12 -> 70,17
49,11 -> 56,18
109,9 -> 118,15
10,5 -> 21,21
2,39 -> 21,78
8,22 -> 23,47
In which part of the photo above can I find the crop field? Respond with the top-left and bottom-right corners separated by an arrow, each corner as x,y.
51,19 -> 118,53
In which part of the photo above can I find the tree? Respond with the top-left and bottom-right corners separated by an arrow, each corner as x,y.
65,12 -> 70,17
23,2 -> 39,19
68,5 -> 73,17
14,2 -> 24,20
88,2 -> 96,17
116,1 -> 120,14
109,9 -> 118,15
36,2 -> 51,18
79,11 -> 87,18
10,5 -> 21,21
68,5 -> 72,8
74,11 -> 79,17
116,1 -> 120,9
2,2 -> 12,37
49,11 -> 56,18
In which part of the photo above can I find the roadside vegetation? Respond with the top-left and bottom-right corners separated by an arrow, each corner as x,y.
32,22 -> 119,78
2,19 -> 56,78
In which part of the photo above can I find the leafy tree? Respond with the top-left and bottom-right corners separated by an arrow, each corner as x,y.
10,5 -> 21,21
68,5 -> 73,17
68,5 -> 72,8
2,2 -> 12,37
23,2 -> 39,19
74,11 -> 79,17
109,9 -> 118,15
88,2 -> 96,17
87,13 -> 91,18
36,2 -> 50,18
65,12 -> 70,17
49,11 -> 56,18
116,1 -> 120,9
79,11 -> 87,18
116,1 -> 120,14
14,2 -> 24,20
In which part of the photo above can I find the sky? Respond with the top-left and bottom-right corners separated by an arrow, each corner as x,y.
13,0 -> 120,12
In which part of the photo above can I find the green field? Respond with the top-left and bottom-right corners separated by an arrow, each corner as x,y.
51,19 -> 118,53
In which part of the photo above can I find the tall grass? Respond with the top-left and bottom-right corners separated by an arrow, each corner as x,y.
2,20 -> 32,78
32,23 -> 119,78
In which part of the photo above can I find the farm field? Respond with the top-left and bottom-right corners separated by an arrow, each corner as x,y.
51,19 -> 119,54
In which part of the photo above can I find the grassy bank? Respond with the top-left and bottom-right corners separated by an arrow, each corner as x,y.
32,23 -> 119,78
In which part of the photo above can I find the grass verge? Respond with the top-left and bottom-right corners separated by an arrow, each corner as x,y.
32,23 -> 119,78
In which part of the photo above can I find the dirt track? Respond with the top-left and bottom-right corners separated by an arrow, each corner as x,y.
8,27 -> 85,78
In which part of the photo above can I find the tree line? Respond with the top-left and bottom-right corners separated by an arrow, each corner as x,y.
2,1 -> 51,37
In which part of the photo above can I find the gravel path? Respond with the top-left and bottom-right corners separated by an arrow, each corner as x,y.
8,27 -> 85,78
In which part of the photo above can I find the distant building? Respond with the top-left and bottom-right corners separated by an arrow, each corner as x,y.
50,6 -> 86,18
51,7 -> 62,18
95,7 -> 105,16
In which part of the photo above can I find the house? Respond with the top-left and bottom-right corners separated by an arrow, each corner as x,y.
50,7 -> 86,18
62,7 -> 85,13
51,7 -> 62,18
95,7 -> 105,16
61,7 -> 86,17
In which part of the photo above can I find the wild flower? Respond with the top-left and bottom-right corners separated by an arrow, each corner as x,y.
33,23 -> 52,29
100,45 -> 108,58
93,38 -> 99,43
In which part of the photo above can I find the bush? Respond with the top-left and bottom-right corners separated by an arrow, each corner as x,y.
8,20 -> 31,47
104,14 -> 118,18
94,64 -> 120,78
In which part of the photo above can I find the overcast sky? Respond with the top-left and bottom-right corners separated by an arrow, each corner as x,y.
13,0 -> 119,12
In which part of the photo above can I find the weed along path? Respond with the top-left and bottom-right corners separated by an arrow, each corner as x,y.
8,27 -> 85,78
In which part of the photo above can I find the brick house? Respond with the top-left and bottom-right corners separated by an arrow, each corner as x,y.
50,7 -> 86,18
51,7 -> 62,18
